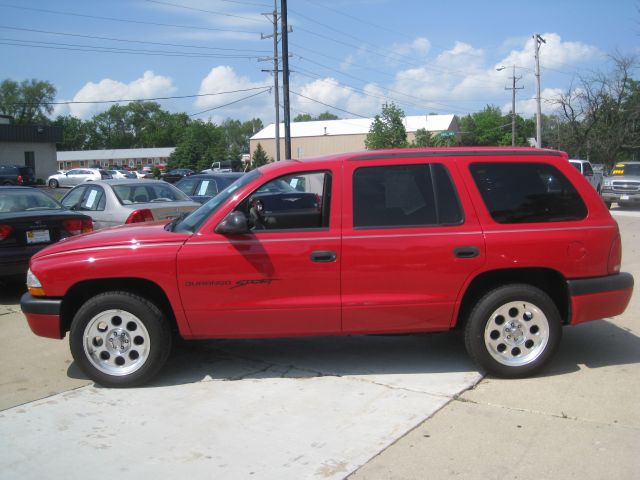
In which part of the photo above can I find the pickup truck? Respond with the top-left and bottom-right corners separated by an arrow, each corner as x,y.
569,159 -> 603,193
601,161 -> 640,209
20,147 -> 634,387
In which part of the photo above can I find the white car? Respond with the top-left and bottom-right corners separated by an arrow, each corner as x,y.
107,169 -> 137,180
59,179 -> 200,229
47,168 -> 112,188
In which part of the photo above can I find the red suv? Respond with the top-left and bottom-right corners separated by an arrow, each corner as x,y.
21,148 -> 634,387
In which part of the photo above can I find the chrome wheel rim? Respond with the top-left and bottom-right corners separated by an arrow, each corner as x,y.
484,301 -> 550,367
83,309 -> 150,376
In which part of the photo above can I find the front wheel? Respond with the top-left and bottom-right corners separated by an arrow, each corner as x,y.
69,291 -> 172,387
48,179 -> 58,188
464,284 -> 562,378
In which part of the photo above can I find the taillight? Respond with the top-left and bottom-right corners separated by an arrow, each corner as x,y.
0,224 -> 12,240
608,231 -> 622,274
126,209 -> 154,224
17,175 -> 23,184
64,218 -> 93,235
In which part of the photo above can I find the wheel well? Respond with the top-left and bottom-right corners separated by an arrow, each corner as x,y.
456,268 -> 569,329
60,278 -> 178,335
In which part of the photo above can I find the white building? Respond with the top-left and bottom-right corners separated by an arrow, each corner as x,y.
250,114 -> 459,160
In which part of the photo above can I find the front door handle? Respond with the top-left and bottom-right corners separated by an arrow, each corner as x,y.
453,246 -> 480,259
310,250 -> 337,263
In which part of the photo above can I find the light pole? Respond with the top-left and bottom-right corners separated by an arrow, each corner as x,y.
497,65 -> 523,147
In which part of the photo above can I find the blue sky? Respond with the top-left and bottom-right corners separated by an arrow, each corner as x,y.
2,0 -> 638,125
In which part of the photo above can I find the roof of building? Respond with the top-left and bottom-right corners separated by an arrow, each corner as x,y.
0,124 -> 63,143
57,147 -> 176,161
250,114 -> 456,141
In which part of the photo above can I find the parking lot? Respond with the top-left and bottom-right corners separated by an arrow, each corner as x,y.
1,211 -> 639,479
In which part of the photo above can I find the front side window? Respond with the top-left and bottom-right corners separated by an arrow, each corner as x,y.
470,162 -> 587,223
353,163 -> 462,229
237,171 -> 331,231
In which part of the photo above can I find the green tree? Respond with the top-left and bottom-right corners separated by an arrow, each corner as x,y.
0,78 -> 56,124
251,143 -> 270,169
169,120 -> 226,172
412,128 -> 435,147
53,115 -> 92,150
365,102 -> 408,149
293,111 -> 339,122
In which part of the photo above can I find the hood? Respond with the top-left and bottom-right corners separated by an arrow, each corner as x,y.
32,220 -> 191,259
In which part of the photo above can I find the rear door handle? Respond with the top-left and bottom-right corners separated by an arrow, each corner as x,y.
453,246 -> 480,259
310,250 -> 337,263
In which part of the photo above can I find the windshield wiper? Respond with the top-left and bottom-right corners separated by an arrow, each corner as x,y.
166,212 -> 188,232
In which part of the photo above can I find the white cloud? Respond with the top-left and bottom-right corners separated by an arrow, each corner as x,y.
508,87 -> 566,117
193,66 -> 273,123
390,37 -> 431,59
292,77 -> 380,118
69,71 -> 176,118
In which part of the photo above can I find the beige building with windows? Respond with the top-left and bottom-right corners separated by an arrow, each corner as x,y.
249,114 -> 459,160
57,147 -> 175,171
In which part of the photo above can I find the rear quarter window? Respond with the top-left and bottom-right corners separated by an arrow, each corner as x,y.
470,162 -> 587,223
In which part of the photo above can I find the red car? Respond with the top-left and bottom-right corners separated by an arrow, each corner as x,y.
21,148 -> 633,387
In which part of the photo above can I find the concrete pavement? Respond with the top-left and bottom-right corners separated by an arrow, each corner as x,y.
1,212 -> 639,479
350,212 -> 640,479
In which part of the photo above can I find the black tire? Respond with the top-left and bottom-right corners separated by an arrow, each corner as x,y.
605,201 -> 612,209
69,291 -> 172,387
464,284 -> 562,378
48,179 -> 58,188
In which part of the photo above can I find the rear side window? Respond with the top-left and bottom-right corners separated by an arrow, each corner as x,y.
353,163 -> 463,228
470,162 -> 587,224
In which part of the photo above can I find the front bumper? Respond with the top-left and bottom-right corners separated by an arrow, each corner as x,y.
601,191 -> 640,204
20,293 -> 64,339
568,272 -> 634,325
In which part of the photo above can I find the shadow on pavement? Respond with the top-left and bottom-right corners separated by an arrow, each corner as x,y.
0,279 -> 26,306
65,320 -> 640,388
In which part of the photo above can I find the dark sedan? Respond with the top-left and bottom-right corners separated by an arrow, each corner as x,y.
161,168 -> 195,184
174,172 -> 244,204
0,187 -> 93,279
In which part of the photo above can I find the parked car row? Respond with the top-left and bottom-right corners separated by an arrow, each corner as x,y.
0,178 -> 201,279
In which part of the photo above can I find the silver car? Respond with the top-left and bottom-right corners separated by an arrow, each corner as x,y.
47,168 -> 112,188
60,179 -> 200,229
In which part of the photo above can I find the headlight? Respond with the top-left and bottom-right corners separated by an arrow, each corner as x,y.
26,269 -> 46,296
604,180 -> 613,187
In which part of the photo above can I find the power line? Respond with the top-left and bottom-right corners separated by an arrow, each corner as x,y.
8,86 -> 273,106
0,3 -> 261,35
189,88 -> 271,116
0,37 -> 263,58
290,90 -> 369,119
144,0 -> 265,24
0,25 -> 270,53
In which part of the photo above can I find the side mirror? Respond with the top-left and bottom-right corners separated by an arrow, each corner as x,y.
215,211 -> 250,235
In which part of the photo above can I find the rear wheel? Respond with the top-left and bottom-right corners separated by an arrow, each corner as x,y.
464,284 -> 562,378
69,291 -> 172,387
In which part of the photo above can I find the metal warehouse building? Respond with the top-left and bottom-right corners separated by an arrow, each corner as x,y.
249,114 -> 460,160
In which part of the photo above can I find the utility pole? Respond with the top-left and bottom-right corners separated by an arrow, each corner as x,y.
260,1 -> 280,161
534,33 -> 546,148
280,0 -> 291,160
497,65 -> 524,147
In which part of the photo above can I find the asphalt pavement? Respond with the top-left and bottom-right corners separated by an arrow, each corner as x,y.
1,210 -> 639,479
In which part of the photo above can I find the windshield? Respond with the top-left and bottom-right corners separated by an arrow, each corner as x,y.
173,169 -> 261,233
112,183 -> 192,204
612,163 -> 640,176
0,189 -> 62,212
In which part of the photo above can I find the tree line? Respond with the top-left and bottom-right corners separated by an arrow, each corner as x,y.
1,53 -> 638,171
